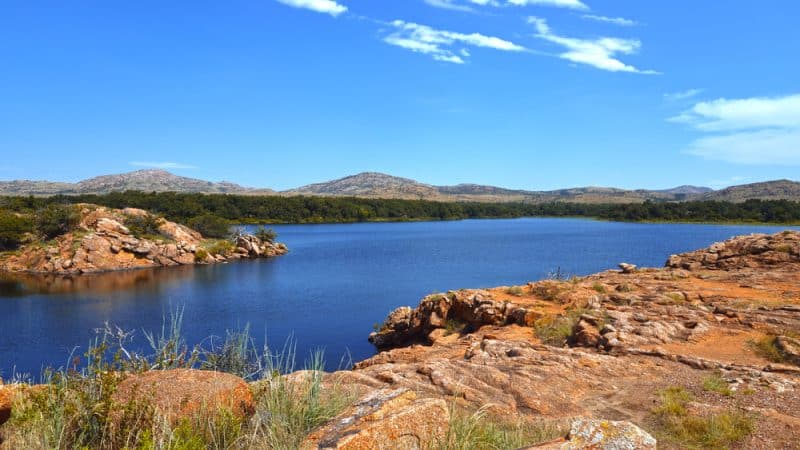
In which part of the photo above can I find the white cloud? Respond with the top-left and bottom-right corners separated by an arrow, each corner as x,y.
130,162 -> 198,169
671,94 -> 800,131
423,0 -> 477,12
664,88 -> 704,102
275,0 -> 347,17
686,129 -> 800,165
528,16 -> 657,74
674,94 -> 800,165
383,20 -> 525,64
581,14 -> 637,26
424,0 -> 589,10
510,0 -> 589,10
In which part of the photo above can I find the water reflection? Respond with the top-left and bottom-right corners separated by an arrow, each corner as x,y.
0,265 -> 198,297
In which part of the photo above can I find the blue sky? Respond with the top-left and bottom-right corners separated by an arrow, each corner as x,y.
1,0 -> 799,190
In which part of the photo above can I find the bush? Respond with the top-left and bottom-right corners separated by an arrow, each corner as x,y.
531,280 -> 568,302
505,286 -> 524,297
194,248 -> 209,262
0,209 -> 33,250
204,239 -> 235,256
748,335 -> 786,363
254,225 -> 278,243
124,213 -> 163,239
533,308 -> 594,346
187,214 -> 230,239
34,204 -> 79,240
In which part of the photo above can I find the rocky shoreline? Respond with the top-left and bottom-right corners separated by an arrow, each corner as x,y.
0,205 -> 287,275
2,230 -> 800,448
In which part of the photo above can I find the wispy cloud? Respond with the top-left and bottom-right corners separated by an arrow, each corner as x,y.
528,16 -> 657,74
423,0 -> 477,13
383,20 -> 525,64
425,0 -> 589,11
581,14 -> 636,26
664,88 -> 704,102
130,162 -> 198,170
510,0 -> 589,10
274,0 -> 347,17
673,94 -> 800,165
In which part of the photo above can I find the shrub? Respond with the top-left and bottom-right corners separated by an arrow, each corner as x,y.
203,239 -> 235,256
187,214 -> 230,239
0,209 -> 33,251
194,248 -> 209,262
124,213 -> 163,239
505,286 -> 524,297
591,283 -> 607,294
34,204 -> 79,240
531,281 -> 567,302
444,318 -> 468,336
254,225 -> 278,243
748,335 -> 785,363
615,283 -> 634,293
533,309 -> 585,346
652,386 -> 754,449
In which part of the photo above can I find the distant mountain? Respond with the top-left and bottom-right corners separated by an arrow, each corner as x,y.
656,185 -> 714,195
2,169 -> 797,204
285,172 -> 717,204
0,169 -> 272,195
289,172 -> 440,199
701,179 -> 800,202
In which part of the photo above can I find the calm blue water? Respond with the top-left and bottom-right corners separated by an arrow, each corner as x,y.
1,218 -> 797,378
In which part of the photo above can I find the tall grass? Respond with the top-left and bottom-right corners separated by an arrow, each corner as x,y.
0,308 -> 355,449
435,405 -> 566,450
651,386 -> 754,449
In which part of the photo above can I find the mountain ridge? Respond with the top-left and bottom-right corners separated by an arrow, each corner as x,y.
2,169 -> 799,203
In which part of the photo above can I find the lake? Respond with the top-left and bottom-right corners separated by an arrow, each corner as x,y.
1,218 -> 797,378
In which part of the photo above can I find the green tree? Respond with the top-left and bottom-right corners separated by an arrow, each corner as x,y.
188,214 -> 231,238
0,209 -> 34,250
35,204 -> 79,240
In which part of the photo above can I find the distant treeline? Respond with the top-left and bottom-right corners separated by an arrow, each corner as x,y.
2,192 -> 800,225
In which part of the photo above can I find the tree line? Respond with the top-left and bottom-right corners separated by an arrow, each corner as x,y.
2,192 -> 800,250
1,191 -> 799,225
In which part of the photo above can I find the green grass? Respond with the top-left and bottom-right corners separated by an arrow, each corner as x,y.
504,286 -> 524,297
748,335 -> 786,363
0,309 -> 354,450
444,318 -> 468,337
532,308 -> 594,346
591,282 -> 606,294
652,387 -> 754,449
531,281 -> 568,302
435,406 -> 566,450
193,248 -> 209,263
202,239 -> 235,257
702,373 -> 733,397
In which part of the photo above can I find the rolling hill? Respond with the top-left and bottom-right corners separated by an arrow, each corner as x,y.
2,169 -> 799,204
0,169 -> 272,196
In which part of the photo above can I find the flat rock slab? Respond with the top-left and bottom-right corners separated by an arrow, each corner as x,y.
524,418 -> 656,449
111,369 -> 254,422
303,388 -> 449,450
